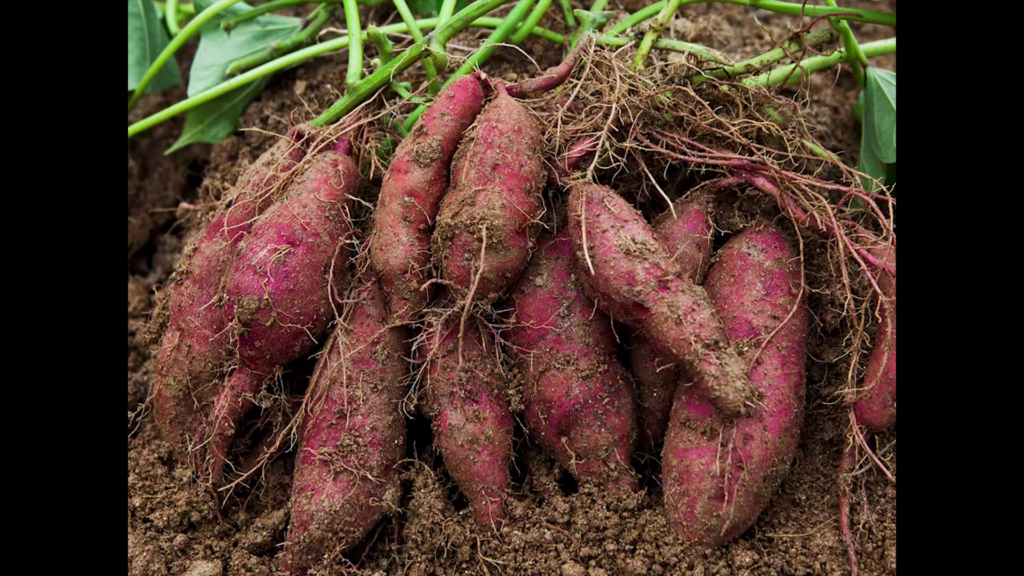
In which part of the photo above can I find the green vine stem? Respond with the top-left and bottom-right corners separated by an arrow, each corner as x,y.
570,9 -> 613,49
745,36 -> 894,87
400,0 -> 540,135
367,24 -> 394,62
128,1 -> 895,139
802,138 -> 838,162
342,0 -> 364,90
369,24 -> 422,99
430,0 -> 460,70
155,0 -> 196,16
690,28 -> 835,84
131,14 -> 564,135
393,0 -> 441,94
559,0 -> 577,29
475,16 -> 563,42
598,33 -> 732,65
434,0 -> 538,95
634,0 -> 683,70
312,0 -> 514,127
610,0 -> 894,36
223,0 -> 332,30
165,0 -> 182,35
219,0 -> 387,31
513,0 -> 554,43
134,0 -> 895,115
128,10 -> 567,138
718,0 -> 894,26
606,2 -> 666,36
226,4 -> 335,75
823,0 -> 867,86
128,0 -> 246,111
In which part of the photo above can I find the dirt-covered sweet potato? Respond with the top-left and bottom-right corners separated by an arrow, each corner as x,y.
204,149 -> 360,482
150,127 -> 308,445
422,314 -> 513,526
854,244 -> 896,432
283,278 -> 407,575
507,231 -> 638,490
567,182 -> 756,418
662,222 -> 807,545
370,74 -> 485,322
431,84 -> 546,303
630,194 -> 715,450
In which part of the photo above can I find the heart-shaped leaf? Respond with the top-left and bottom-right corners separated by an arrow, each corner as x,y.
864,67 -> 895,164
188,1 -> 302,96
128,0 -> 182,92
166,76 -> 272,154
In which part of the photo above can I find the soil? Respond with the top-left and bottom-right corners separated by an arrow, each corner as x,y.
128,2 -> 896,575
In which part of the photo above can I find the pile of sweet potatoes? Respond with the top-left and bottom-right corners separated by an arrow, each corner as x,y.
147,63 -> 894,574
148,126 -> 361,485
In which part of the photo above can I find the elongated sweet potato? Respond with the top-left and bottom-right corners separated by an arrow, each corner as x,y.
653,194 -> 716,282
853,244 -> 896,431
567,182 -> 756,417
631,194 -> 715,450
205,149 -> 360,482
503,46 -> 580,99
283,278 -> 407,576
151,127 -> 308,445
432,84 -> 546,302
507,231 -> 637,490
422,315 -> 513,526
370,74 -> 485,322
662,222 -> 807,545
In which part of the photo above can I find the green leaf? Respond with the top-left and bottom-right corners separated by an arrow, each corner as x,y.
128,0 -> 182,92
188,1 -> 302,96
864,67 -> 896,164
408,0 -> 471,17
856,138 -> 886,190
852,90 -> 864,123
166,76 -> 272,154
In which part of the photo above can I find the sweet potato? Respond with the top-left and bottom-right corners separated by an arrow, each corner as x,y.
503,46 -> 580,99
422,314 -> 513,526
567,182 -> 756,418
283,278 -> 407,576
853,245 -> 896,431
151,127 -> 308,445
662,222 -> 807,545
631,194 -> 715,450
205,149 -> 360,482
370,74 -> 485,322
431,84 -> 546,302
507,231 -> 638,490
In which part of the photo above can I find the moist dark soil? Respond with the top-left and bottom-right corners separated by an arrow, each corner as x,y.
128,3 -> 896,574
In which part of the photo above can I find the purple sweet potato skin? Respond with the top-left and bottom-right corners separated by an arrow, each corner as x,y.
653,194 -> 716,282
662,222 -> 807,545
567,182 -> 756,418
284,279 -> 407,575
423,317 -> 513,526
370,75 -> 485,322
151,129 -> 307,445
507,232 -> 638,490
206,150 -> 360,482
854,245 -> 896,431
432,86 -> 546,302
631,195 -> 715,450
629,339 -> 679,454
